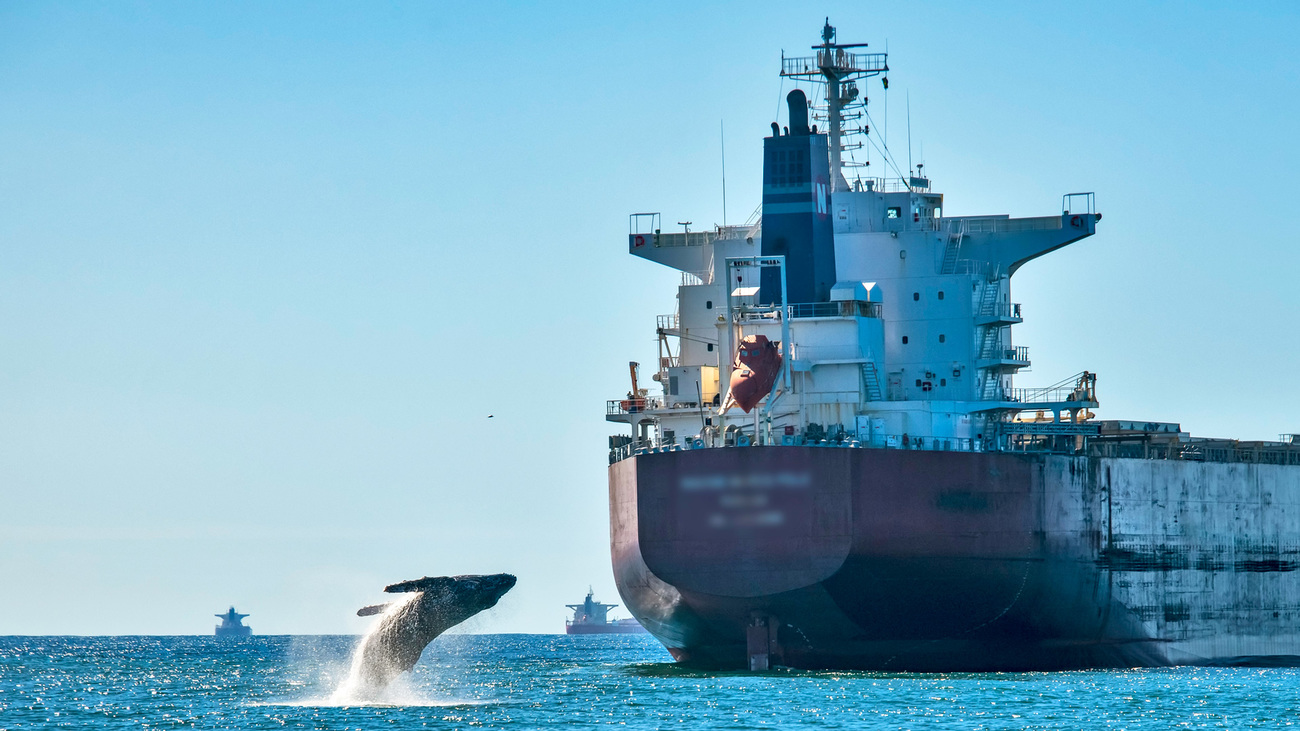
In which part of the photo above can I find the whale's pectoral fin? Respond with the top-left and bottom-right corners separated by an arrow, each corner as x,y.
357,603 -> 392,617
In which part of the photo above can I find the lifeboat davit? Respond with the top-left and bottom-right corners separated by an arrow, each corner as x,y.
724,334 -> 782,413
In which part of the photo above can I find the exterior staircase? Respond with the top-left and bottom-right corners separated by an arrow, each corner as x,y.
940,221 -> 966,275
861,361 -> 884,402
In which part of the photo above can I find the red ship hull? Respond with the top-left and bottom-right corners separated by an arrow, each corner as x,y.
608,446 -> 1300,671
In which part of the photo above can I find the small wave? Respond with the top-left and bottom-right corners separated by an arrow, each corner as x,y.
251,696 -> 497,708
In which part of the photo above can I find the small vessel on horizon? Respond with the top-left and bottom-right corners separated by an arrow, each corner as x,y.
214,607 -> 251,638
565,589 -> 648,635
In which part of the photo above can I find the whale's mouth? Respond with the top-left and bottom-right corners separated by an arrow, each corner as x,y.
481,574 -> 518,603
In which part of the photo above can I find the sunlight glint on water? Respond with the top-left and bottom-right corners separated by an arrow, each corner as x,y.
3,635 -> 1300,729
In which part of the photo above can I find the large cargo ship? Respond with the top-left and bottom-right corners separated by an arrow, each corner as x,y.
607,21 -> 1300,671
565,589 -> 650,635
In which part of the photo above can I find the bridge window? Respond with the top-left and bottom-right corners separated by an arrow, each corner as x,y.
887,207 -> 901,219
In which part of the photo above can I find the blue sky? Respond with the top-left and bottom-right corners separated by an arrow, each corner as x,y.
1,1 -> 1297,634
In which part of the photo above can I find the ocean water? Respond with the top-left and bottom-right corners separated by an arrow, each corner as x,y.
2,634 -> 1298,729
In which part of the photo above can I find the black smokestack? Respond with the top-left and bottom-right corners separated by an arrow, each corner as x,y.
786,89 -> 810,136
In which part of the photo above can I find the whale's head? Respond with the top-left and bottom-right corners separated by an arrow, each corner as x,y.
382,573 -> 517,622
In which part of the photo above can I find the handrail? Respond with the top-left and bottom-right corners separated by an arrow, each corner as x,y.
979,302 -> 1023,319
653,231 -> 718,248
606,396 -> 664,416
788,301 -> 882,319
962,215 -> 1062,234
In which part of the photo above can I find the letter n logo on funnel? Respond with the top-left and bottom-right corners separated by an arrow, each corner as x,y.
813,177 -> 829,216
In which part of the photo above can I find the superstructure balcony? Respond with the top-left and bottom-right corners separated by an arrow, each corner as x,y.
656,314 -> 680,337
975,302 -> 1023,326
975,371 -> 1099,415
977,345 -> 1030,370
606,397 -> 665,423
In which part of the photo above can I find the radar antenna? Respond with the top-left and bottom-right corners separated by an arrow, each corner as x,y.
780,19 -> 888,192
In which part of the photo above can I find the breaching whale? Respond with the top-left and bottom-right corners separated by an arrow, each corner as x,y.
350,573 -> 516,693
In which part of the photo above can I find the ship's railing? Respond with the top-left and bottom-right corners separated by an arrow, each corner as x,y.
608,432 -> 993,464
950,259 -> 1001,279
609,418 -> 1300,465
980,345 -> 1030,364
788,301 -> 882,319
1006,372 -> 1097,406
780,50 -> 888,77
854,177 -> 923,194
652,231 -> 718,248
962,215 -> 1062,234
1007,387 -> 1093,406
643,224 -> 754,250
979,301 -> 1023,319
606,396 -> 665,417
1088,440 -> 1300,466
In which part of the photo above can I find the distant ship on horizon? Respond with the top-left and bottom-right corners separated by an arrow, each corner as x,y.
565,589 -> 648,635
214,607 -> 251,638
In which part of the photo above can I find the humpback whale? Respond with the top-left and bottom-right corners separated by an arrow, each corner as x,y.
349,573 -> 516,694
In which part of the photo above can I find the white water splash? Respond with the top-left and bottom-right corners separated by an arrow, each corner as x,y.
262,594 -> 492,708
326,591 -> 422,705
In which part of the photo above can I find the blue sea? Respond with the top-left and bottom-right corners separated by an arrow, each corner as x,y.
2,634 -> 1298,729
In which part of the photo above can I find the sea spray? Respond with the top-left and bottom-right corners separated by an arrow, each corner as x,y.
329,591 -> 422,704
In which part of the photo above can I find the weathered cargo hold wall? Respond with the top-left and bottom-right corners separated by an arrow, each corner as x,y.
1045,456 -> 1300,664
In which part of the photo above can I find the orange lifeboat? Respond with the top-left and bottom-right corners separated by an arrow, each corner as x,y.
724,334 -> 782,413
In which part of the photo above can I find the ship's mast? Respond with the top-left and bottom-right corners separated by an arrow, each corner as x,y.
781,19 -> 888,191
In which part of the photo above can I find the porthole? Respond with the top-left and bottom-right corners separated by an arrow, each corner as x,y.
707,343 -> 714,352
913,292 -> 920,301
938,291 -> 945,300
706,300 -> 713,309
940,378 -> 947,387
939,334 -> 946,343
902,336 -> 909,345
915,379 -> 922,387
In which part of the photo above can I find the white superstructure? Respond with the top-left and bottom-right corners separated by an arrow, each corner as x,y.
609,21 -> 1101,456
